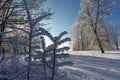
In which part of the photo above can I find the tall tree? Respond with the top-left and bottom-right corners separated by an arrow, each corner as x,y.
22,0 -> 53,80
78,0 -> 116,53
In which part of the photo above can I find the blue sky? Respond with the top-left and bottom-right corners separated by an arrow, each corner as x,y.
44,0 -> 80,36
106,0 -> 120,25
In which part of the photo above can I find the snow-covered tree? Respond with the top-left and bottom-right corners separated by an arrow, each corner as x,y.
22,0 -> 53,80
39,28 -> 72,80
0,0 -> 16,61
70,22 -> 82,50
108,24 -> 120,50
0,0 -> 53,80
70,0 -> 116,52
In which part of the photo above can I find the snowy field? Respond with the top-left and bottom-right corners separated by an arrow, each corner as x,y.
61,51 -> 120,80
68,51 -> 120,59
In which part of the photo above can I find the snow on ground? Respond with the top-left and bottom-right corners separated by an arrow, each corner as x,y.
105,51 -> 120,54
68,51 -> 120,59
61,51 -> 120,80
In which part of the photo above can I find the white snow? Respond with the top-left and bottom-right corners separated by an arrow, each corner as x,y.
61,51 -> 120,80
68,50 -> 120,59
1,51 -> 120,80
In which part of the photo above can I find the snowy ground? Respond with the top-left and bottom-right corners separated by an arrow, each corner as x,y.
62,51 -> 120,80
69,51 -> 120,59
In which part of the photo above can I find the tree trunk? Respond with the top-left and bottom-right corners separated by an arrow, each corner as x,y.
52,40 -> 56,80
94,30 -> 104,53
115,40 -> 119,50
23,0 -> 33,80
77,40 -> 80,50
81,30 -> 84,50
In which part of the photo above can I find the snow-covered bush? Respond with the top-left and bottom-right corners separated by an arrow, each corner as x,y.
0,54 -> 27,80
38,28 -> 72,80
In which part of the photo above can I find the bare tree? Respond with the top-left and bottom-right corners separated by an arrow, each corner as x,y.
0,0 -> 15,50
